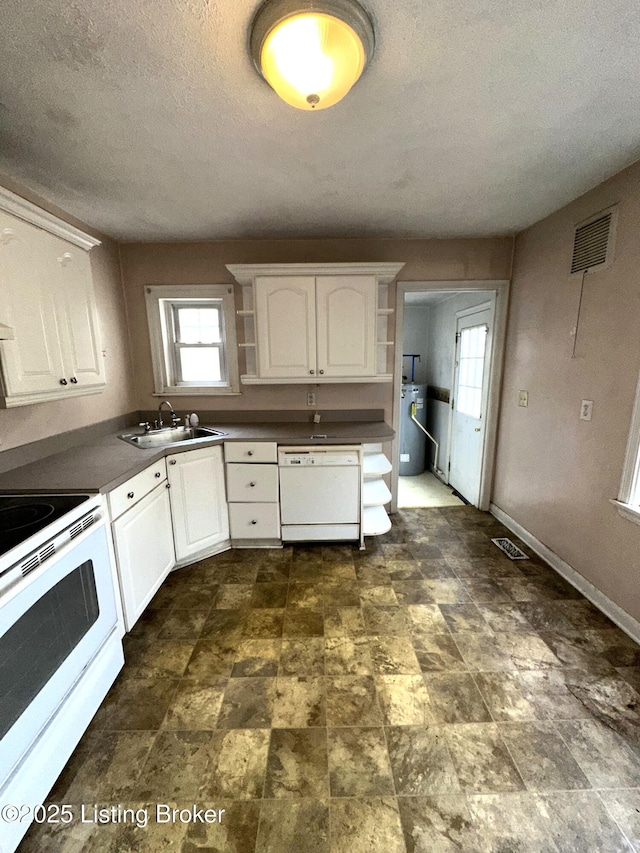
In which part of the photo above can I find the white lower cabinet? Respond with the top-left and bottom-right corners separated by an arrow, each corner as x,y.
111,479 -> 175,631
224,441 -> 280,546
167,445 -> 229,564
228,503 -> 280,540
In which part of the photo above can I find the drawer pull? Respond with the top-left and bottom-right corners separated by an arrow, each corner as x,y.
155,471 -> 161,478
127,491 -> 134,499
249,481 -> 257,487
247,451 -> 254,457
251,519 -> 258,525
169,459 -> 177,465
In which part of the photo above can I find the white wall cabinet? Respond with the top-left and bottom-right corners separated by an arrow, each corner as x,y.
167,445 -> 229,564
110,474 -> 175,631
254,274 -> 378,379
227,262 -> 404,384
0,190 -> 105,408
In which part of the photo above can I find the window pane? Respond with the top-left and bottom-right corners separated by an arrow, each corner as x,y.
179,347 -> 222,382
456,324 -> 488,418
176,307 -> 221,344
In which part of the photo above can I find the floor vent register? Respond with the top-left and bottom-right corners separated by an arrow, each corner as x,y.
491,537 -> 530,560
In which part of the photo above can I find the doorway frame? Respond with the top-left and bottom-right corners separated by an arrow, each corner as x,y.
391,280 -> 510,513
447,300 -> 494,506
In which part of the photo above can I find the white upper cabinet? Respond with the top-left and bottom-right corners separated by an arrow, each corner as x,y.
228,262 -> 405,384
0,188 -> 105,407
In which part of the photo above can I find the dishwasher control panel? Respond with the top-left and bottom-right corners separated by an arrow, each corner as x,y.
278,447 -> 360,467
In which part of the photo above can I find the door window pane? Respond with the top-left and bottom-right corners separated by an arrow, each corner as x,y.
456,324 -> 488,418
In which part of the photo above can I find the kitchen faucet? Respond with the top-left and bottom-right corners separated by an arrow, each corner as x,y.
156,399 -> 180,430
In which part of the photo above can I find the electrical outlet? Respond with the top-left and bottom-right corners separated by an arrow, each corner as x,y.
580,400 -> 593,421
518,390 -> 529,407
307,392 -> 316,406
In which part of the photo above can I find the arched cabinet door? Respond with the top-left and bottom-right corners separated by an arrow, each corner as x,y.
0,194 -> 105,407
0,212 -> 66,399
254,276 -> 316,378
46,231 -> 106,391
316,275 -> 377,377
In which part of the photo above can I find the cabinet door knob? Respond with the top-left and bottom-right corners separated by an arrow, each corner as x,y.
127,491 -> 134,499
319,369 -> 325,375
166,483 -> 171,489
169,459 -> 177,465
70,376 -> 78,384
309,369 -> 315,375
59,378 -> 68,385
57,252 -> 74,266
247,451 -> 254,456
251,519 -> 258,525
155,471 -> 161,478
249,481 -> 257,487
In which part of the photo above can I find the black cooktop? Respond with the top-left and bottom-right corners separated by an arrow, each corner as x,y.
0,494 -> 91,556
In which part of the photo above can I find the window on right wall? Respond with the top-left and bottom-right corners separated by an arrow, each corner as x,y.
613,371 -> 640,524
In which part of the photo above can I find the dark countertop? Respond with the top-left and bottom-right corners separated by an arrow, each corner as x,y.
0,420 -> 394,494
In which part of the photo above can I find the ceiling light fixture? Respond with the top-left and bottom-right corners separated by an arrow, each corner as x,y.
250,0 -> 375,111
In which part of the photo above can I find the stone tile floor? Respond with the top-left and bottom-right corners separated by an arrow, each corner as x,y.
20,506 -> 640,852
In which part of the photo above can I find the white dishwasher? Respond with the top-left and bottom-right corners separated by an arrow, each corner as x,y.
278,446 -> 362,543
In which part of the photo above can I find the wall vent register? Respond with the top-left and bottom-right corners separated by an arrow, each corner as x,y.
570,206 -> 617,274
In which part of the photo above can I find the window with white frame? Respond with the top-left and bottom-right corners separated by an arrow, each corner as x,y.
145,285 -> 240,394
613,369 -> 640,524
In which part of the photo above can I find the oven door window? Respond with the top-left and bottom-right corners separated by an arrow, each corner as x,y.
0,560 -> 99,740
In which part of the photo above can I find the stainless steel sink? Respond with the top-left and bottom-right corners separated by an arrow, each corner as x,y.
118,426 -> 226,449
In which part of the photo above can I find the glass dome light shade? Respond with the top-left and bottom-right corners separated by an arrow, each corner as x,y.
258,11 -> 367,110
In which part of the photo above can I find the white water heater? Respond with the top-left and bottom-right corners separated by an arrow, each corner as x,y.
399,384 -> 427,476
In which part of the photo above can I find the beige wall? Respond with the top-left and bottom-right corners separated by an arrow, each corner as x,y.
0,176 -> 137,453
119,236 -> 513,426
493,160 -> 640,622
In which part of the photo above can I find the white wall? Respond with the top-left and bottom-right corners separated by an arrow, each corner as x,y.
401,304 -> 430,384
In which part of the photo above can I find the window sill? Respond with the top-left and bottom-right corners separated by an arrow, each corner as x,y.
610,499 -> 640,526
152,389 -> 241,396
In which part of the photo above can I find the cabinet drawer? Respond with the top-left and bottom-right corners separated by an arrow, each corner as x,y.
224,442 -> 277,463
226,463 -> 279,502
229,503 -> 280,539
108,460 -> 167,520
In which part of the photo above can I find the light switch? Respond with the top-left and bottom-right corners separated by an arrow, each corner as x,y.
580,400 -> 593,421
518,390 -> 529,407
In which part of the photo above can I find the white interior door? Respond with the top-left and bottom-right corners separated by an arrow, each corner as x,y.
448,306 -> 493,505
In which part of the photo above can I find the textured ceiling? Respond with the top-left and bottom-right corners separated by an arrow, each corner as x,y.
1,0 -> 639,241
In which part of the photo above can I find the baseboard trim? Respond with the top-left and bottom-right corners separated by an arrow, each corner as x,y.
489,503 -> 640,646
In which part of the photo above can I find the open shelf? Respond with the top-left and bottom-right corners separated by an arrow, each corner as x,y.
362,505 -> 392,536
